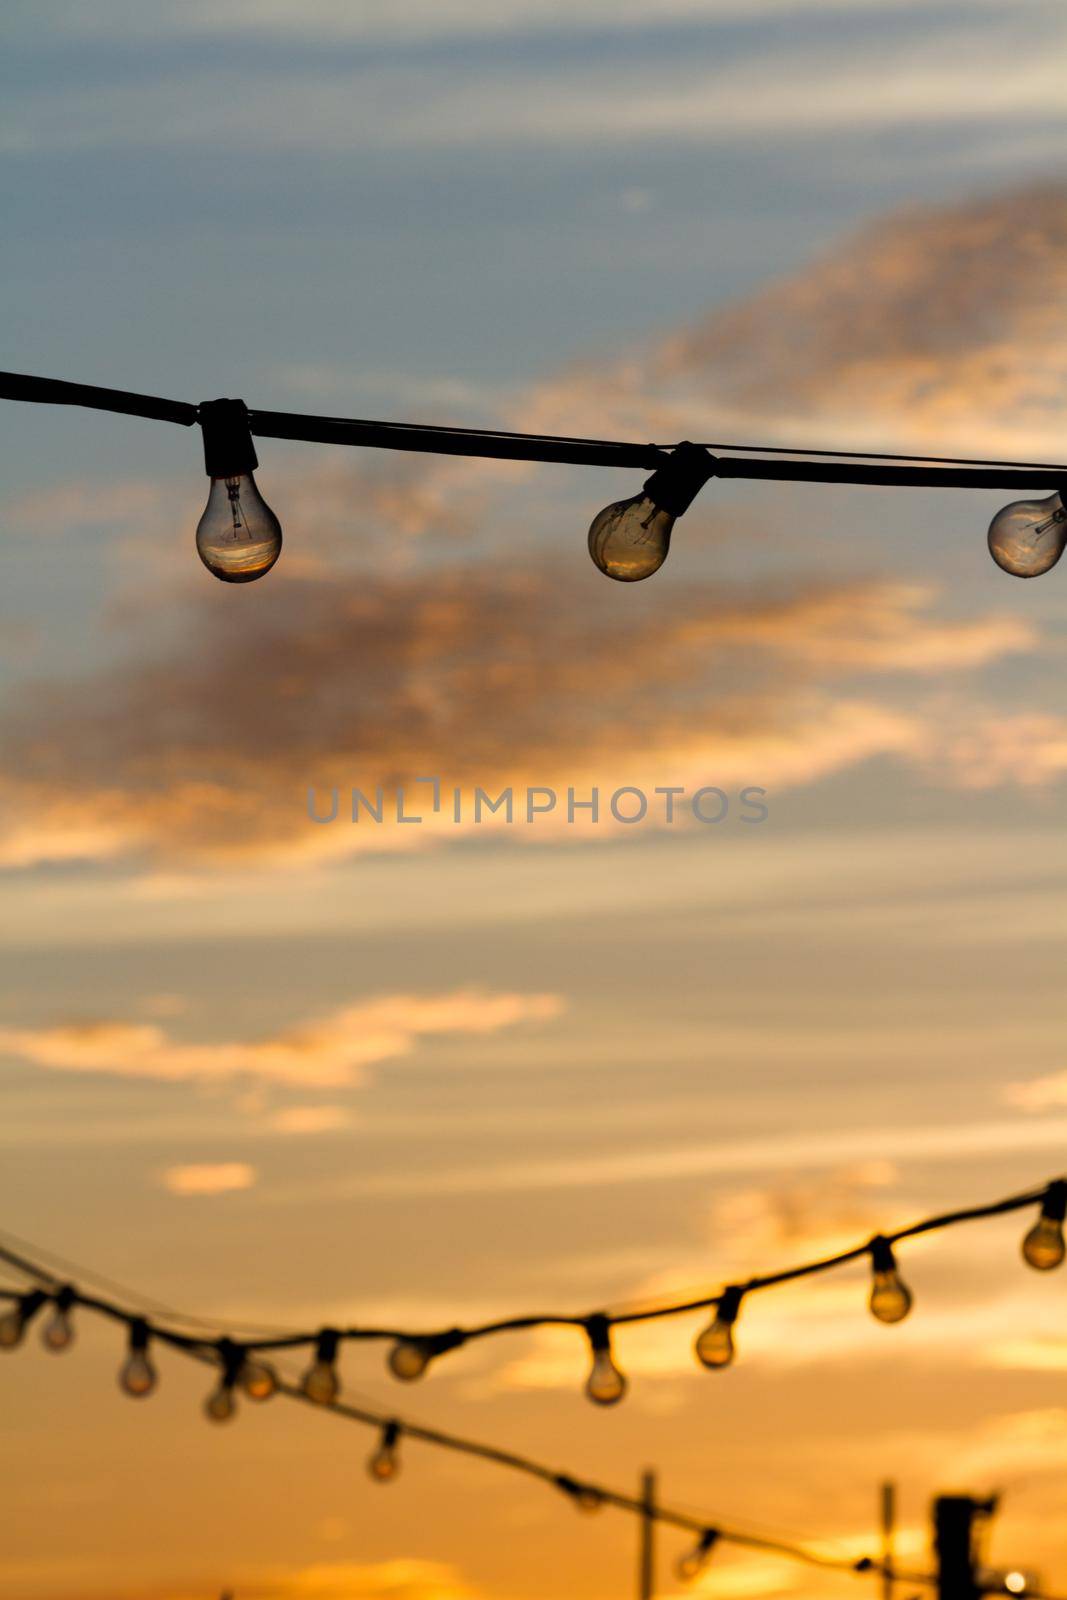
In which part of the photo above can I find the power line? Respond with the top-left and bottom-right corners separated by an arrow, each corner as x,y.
1,1177 -> 1062,1403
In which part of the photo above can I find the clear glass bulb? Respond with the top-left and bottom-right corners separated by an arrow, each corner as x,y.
869,1266 -> 913,1324
588,494 -> 673,582
368,1430 -> 401,1482
695,1314 -> 735,1370
204,1381 -> 237,1422
41,1305 -> 75,1352
0,1306 -> 27,1349
196,473 -> 282,584
119,1348 -> 157,1398
676,1536 -> 717,1583
585,1346 -> 627,1406
388,1338 -> 431,1382
302,1357 -> 339,1405
988,493 -> 1067,578
240,1358 -> 278,1401
1022,1213 -> 1066,1271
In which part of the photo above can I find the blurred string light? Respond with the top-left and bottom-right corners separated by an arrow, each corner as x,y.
0,1177 -> 1062,1410
1,1207 -> 1064,1599
2,369 -> 1066,586
0,1237 -> 933,1595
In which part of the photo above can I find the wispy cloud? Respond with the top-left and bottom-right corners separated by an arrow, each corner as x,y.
160,1161 -> 257,1195
0,989 -> 563,1088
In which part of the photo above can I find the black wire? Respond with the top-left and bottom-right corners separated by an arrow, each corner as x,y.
1,1177 -> 1054,1356
1,368 -> 1065,488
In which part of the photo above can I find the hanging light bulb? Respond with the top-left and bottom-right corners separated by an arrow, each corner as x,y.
301,1328 -> 341,1404
988,492 -> 1067,578
868,1237 -> 912,1324
695,1285 -> 743,1370
41,1286 -> 76,1352
583,1314 -> 627,1406
240,1356 -> 279,1401
118,1318 -> 157,1398
0,1290 -> 46,1350
588,442 -> 715,582
676,1530 -> 719,1582
555,1475 -> 605,1514
204,1339 -> 244,1423
196,398 -> 282,583
387,1329 -> 465,1383
1021,1180 -> 1067,1270
367,1420 -> 402,1482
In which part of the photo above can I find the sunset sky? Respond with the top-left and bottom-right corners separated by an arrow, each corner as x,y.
3,3 -> 1067,1598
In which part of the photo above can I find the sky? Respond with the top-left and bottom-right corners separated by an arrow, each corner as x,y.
2,3 -> 1067,1598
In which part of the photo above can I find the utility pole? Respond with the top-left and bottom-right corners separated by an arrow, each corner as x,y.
934,1494 -> 997,1600
638,1469 -> 656,1600
881,1482 -> 897,1600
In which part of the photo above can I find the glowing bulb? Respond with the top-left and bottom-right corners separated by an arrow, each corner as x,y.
1022,1181 -> 1067,1270
240,1357 -> 278,1401
195,396 -> 281,584
1004,1574 -> 1028,1595
118,1320 -> 157,1398
588,495 -> 674,582
388,1338 -> 431,1382
368,1421 -> 401,1482
41,1289 -> 76,1352
988,493 -> 1067,578
302,1329 -> 340,1405
583,1315 -> 627,1406
587,442 -> 714,583
868,1237 -> 912,1324
0,1291 -> 45,1350
676,1531 -> 718,1583
694,1286 -> 743,1370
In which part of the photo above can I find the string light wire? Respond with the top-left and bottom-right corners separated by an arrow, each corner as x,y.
2,368 -> 1066,489
0,1177 -> 1057,1378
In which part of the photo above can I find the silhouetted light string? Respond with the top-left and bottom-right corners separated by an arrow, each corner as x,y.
0,1268 -> 918,1590
2,368 -> 1066,586
0,1177 -> 1062,1406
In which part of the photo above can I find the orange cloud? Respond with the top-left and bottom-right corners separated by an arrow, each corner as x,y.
161,1162 -> 257,1195
0,989 -> 564,1088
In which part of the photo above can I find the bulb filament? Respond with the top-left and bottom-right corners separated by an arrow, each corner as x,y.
225,478 -> 248,540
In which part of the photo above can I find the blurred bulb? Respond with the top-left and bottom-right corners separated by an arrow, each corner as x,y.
868,1238 -> 912,1324
119,1321 -> 157,1398
0,1292 -> 44,1350
555,1476 -> 605,1513
204,1380 -> 237,1423
695,1287 -> 743,1370
988,493 -> 1067,578
240,1358 -> 278,1401
583,1317 -> 627,1406
1022,1183 -> 1067,1270
196,473 -> 282,583
1004,1574 -> 1028,1595
588,495 -> 673,582
368,1422 -> 401,1482
676,1532 -> 718,1582
41,1297 -> 75,1353
388,1338 -> 432,1382
302,1329 -> 340,1405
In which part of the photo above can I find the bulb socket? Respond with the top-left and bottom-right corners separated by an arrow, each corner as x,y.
1041,1180 -> 1067,1223
643,442 -> 716,519
585,1313 -> 612,1354
869,1235 -> 897,1273
199,398 -> 258,479
716,1285 -> 744,1326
